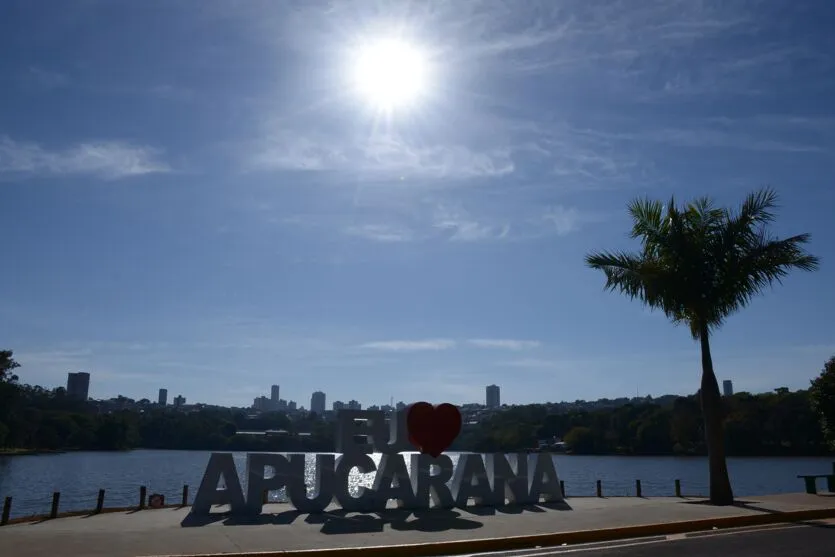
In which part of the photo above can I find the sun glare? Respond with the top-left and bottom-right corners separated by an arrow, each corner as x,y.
350,38 -> 429,111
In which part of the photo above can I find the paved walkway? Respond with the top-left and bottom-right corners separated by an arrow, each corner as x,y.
1,494 -> 833,557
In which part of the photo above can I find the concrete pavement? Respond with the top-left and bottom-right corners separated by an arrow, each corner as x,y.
0,494 -> 833,557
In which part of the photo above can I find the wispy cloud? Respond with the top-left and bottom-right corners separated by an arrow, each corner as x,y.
0,136 -> 171,180
24,66 -> 69,90
358,339 -> 457,352
467,339 -> 540,350
248,132 -> 514,180
343,224 -> 415,243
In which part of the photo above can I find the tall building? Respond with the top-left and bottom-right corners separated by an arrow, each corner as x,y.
66,372 -> 90,401
333,400 -> 345,411
486,384 -> 500,408
271,385 -> 280,403
310,391 -> 326,415
173,395 -> 186,407
348,399 -> 361,410
722,380 -> 734,397
158,388 -> 168,406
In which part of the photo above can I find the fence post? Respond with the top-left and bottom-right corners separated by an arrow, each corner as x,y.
139,486 -> 147,509
1,497 -> 11,526
675,479 -> 682,497
95,489 -> 105,514
181,485 -> 189,507
50,492 -> 60,519
636,479 -> 642,498
596,480 -> 603,497
559,480 -> 565,498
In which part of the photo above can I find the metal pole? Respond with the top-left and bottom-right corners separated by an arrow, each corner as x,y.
1,497 -> 11,526
50,492 -> 60,519
95,489 -> 105,514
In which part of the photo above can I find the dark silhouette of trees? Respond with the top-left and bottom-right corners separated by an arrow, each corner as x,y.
810,356 -> 835,450
585,189 -> 819,505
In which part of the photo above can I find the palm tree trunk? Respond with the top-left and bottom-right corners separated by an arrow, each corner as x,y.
699,324 -> 734,505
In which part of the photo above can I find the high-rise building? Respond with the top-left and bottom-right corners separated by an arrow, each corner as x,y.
271,385 -> 280,403
66,372 -> 90,401
288,400 -> 297,411
173,395 -> 186,407
333,400 -> 345,411
486,384 -> 500,408
158,388 -> 168,406
310,391 -> 326,415
348,399 -> 361,410
722,380 -> 734,397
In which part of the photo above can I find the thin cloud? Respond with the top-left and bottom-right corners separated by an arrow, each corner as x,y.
24,67 -> 69,90
467,339 -> 540,350
343,224 -> 415,243
358,339 -> 457,352
0,136 -> 170,180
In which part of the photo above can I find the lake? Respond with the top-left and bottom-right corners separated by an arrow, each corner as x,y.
1,450 -> 832,519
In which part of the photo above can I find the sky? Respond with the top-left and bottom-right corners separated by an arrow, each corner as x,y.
1,0 -> 834,409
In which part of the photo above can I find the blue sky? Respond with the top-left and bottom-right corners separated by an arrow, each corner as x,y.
1,1 -> 834,409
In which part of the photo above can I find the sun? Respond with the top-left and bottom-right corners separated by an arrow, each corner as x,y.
349,38 -> 429,111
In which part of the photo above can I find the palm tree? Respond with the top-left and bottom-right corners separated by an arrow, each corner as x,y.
585,189 -> 819,505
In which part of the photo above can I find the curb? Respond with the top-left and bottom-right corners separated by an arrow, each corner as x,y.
143,506 -> 835,557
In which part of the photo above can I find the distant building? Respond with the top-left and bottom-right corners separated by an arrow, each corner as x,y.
271,385 -> 280,403
288,400 -> 297,411
311,391 -> 326,415
348,399 -> 362,410
396,401 -> 406,411
333,400 -> 345,411
486,384 -> 500,408
158,388 -> 168,406
67,372 -> 90,401
722,380 -> 734,397
173,395 -> 186,407
253,396 -> 272,412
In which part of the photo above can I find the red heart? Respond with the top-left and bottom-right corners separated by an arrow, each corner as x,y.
406,402 -> 462,458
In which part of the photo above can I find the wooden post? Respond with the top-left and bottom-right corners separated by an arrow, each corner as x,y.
139,486 -> 147,509
50,492 -> 60,519
636,479 -> 642,498
596,480 -> 602,497
181,485 -> 189,506
675,479 -> 682,497
1,497 -> 11,526
559,480 -> 565,498
262,490 -> 269,504
95,489 -> 105,513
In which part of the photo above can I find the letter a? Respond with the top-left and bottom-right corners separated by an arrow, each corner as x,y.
192,453 -> 246,515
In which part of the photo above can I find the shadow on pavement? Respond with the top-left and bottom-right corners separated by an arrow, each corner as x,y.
180,501 -> 572,534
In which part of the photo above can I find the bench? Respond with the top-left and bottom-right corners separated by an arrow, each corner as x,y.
797,474 -> 835,494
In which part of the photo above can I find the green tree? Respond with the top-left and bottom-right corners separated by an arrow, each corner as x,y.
585,189 -> 818,505
0,350 -> 20,383
809,356 -> 835,450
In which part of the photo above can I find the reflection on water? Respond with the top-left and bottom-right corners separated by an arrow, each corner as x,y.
0,450 -> 831,519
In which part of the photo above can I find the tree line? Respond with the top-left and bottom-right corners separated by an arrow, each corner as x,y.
2,348 -> 834,456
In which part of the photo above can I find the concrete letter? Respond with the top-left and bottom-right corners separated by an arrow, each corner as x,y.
451,453 -> 498,507
528,453 -> 563,503
332,453 -> 378,512
192,453 -> 246,515
245,453 -> 292,514
286,454 -> 335,513
410,453 -> 455,509
373,453 -> 418,508
485,453 -> 531,505
379,409 -> 412,454
336,410 -> 388,456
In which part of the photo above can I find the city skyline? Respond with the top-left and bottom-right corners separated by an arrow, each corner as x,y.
2,2 -> 833,407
